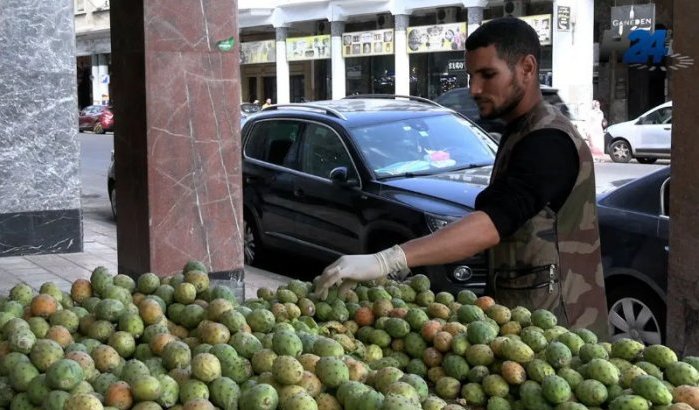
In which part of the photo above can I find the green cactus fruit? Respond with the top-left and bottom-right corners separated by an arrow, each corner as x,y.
245,308 -> 275,333
45,359 -> 84,391
223,356 -> 253,384
541,374 -> 571,404
434,376 -> 460,400
92,372 -> 120,395
545,341 -> 573,369
586,358 -> 621,386
526,358 -> 556,383
665,361 -> 699,386
9,284 -> 34,306
239,383 -> 278,410
64,392 -> 105,410
26,374 -> 51,405
466,344 -> 495,367
130,375 -> 162,402
179,378 -> 209,403
632,374 -> 672,405
578,343 -> 609,363
180,304 -> 207,330
483,374 -> 510,398
467,365 -> 490,383
385,382 -> 421,405
502,338 -> 535,363
137,273 -> 161,294
521,327 -> 549,352
634,361 -> 663,380
554,402 -> 589,410
400,373 -> 429,403
155,374 -> 179,408
271,330 -> 303,357
519,380 -> 554,410
461,382 -> 487,405
384,318 -> 411,338
336,380 -> 370,406
608,394 -> 651,410
467,320 -> 498,345
442,353 -> 470,381
191,353 -> 221,383
611,338 -> 645,361
373,366 -> 404,393
531,309 -> 557,330
557,367 -> 584,390
43,390 -> 71,410
230,331 -> 263,359
209,376 -> 240,410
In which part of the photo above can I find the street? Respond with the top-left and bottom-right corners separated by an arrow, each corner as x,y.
79,131 -> 669,280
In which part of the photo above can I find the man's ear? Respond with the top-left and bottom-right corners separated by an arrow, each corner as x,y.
520,54 -> 538,81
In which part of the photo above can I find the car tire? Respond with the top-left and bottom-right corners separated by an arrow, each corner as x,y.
636,157 -> 658,164
243,212 -> 265,266
607,283 -> 665,345
609,140 -> 632,163
94,123 -> 105,134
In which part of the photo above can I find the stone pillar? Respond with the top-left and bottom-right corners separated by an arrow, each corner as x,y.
667,0 -> 699,355
111,0 -> 243,277
91,53 -> 110,105
552,0 -> 594,120
0,0 -> 82,256
275,27 -> 290,104
467,7 -> 484,36
394,14 -> 410,96
331,21 -> 346,100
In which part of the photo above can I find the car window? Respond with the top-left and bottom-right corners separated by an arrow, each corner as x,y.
244,120 -> 303,168
643,107 -> 672,125
300,124 -> 356,180
601,170 -> 668,215
435,90 -> 480,118
350,113 -> 495,177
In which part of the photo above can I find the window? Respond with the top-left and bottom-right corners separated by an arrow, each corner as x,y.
244,120 -> 302,168
300,124 -> 355,179
643,107 -> 672,125
75,0 -> 85,13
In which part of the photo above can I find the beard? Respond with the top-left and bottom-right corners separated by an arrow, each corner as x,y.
476,77 -> 526,120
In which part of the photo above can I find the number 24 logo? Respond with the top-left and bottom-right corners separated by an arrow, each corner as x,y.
623,30 -> 668,65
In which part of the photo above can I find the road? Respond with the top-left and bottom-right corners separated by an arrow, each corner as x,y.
78,131 -> 669,280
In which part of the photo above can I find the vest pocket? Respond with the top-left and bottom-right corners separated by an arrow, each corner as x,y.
493,265 -> 568,325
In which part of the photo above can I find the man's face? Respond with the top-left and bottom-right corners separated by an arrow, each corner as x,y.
466,45 -> 525,121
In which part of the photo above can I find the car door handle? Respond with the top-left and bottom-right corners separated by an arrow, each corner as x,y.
293,188 -> 304,197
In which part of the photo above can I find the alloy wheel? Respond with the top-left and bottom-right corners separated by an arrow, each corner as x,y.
608,296 -> 662,345
610,140 -> 631,163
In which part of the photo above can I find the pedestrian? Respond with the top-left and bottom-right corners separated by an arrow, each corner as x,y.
312,17 -> 609,338
262,98 -> 272,109
586,100 -> 607,161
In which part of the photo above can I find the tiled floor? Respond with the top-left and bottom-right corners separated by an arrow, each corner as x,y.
0,213 -> 289,299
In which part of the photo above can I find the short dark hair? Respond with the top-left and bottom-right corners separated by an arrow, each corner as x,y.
466,17 -> 541,70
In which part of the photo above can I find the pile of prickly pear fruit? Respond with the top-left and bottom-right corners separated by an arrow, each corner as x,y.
0,262 -> 698,410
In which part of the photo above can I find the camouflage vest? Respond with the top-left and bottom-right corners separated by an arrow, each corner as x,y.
488,101 -> 609,339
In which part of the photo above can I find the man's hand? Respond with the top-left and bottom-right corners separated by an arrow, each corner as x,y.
312,245 -> 409,299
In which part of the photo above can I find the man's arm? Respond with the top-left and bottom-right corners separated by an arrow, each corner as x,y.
402,210 -> 500,267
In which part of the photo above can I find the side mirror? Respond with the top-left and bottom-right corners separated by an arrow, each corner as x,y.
329,167 -> 358,186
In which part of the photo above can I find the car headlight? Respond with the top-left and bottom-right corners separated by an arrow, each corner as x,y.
425,213 -> 461,232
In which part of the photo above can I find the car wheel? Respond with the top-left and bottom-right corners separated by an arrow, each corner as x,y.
109,187 -> 117,220
243,212 -> 265,266
636,157 -> 658,164
94,123 -> 105,134
607,284 -> 665,345
609,140 -> 632,163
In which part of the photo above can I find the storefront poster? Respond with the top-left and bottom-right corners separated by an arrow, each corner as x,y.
240,40 -> 276,64
557,6 -> 571,32
484,15 -> 552,46
342,29 -> 394,57
611,4 -> 655,39
520,14 -> 552,45
407,23 -> 467,53
286,35 -> 331,61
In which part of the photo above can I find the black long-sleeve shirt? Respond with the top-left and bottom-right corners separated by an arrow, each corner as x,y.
475,128 -> 579,238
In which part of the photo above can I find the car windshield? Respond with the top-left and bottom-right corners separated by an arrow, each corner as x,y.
349,114 -> 496,178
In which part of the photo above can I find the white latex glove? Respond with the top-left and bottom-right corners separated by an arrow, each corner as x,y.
312,245 -> 410,300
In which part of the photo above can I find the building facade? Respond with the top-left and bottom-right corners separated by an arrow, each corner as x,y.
74,0 -> 112,108
238,0 -> 595,120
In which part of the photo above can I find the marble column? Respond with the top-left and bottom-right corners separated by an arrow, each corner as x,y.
275,27 -> 290,104
394,14 -> 410,96
91,53 -> 110,105
111,0 -> 243,277
331,21 -> 346,100
0,0 -> 82,256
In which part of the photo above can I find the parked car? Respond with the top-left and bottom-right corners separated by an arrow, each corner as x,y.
241,102 -> 261,125
604,101 -> 672,164
108,151 -> 116,219
79,104 -> 114,134
434,85 -> 580,139
597,166 -> 670,344
242,95 -> 498,293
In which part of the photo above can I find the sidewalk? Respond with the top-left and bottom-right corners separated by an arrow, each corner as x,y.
0,211 -> 290,300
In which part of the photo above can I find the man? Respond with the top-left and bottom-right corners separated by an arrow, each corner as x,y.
262,98 -> 272,109
313,17 -> 609,337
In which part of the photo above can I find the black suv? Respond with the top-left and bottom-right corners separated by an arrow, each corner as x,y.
241,95 -> 497,294
434,85 -> 578,138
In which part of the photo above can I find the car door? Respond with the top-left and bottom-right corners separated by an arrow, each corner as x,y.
243,119 -> 305,242
78,106 -> 95,129
639,106 -> 672,154
292,122 -> 365,256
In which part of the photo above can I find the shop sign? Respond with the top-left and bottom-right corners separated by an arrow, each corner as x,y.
406,22 -> 467,53
446,59 -> 465,72
556,6 -> 571,32
611,4 -> 655,40
341,29 -> 394,57
520,14 -> 552,45
286,35 -> 331,61
240,40 -> 276,65
484,15 -> 551,45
